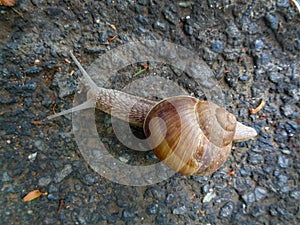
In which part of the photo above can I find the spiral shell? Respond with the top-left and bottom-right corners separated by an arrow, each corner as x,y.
144,96 -> 237,176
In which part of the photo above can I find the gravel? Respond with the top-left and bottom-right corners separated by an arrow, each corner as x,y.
0,0 -> 299,224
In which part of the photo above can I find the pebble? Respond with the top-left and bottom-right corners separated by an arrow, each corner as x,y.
136,15 -> 150,25
98,32 -> 108,43
278,173 -> 289,183
203,47 -> 219,61
247,153 -> 264,165
50,46 -> 58,57
28,152 -> 37,162
33,43 -> 47,55
34,140 -> 45,152
219,201 -> 234,217
137,26 -> 147,34
202,190 -> 216,203
42,97 -> 53,107
269,206 -> 278,216
38,176 -> 52,186
233,177 -> 254,194
241,16 -> 260,34
285,86 -> 298,99
280,185 -> 290,193
250,205 -> 265,217
6,124 -> 17,135
281,104 -> 294,117
53,164 -> 73,183
119,155 -> 130,163
51,69 -> 78,98
277,0 -> 290,7
240,168 -> 250,177
82,173 -> 99,186
183,21 -> 193,36
20,122 -> 32,136
22,80 -> 37,91
254,39 -> 264,51
255,52 -> 272,68
144,187 -> 163,199
24,67 -> 42,75
269,72 -> 282,83
278,154 -> 290,168
137,0 -> 148,5
163,9 -> 177,24
155,215 -> 168,224
265,13 -> 279,30
239,74 -> 250,82
48,184 -> 59,193
74,184 -> 82,191
223,48 -> 240,60
281,149 -> 291,155
2,171 -> 11,182
242,192 -> 256,206
226,24 -> 241,40
172,205 -> 187,215
153,21 -> 167,31
254,186 -> 268,201
165,193 -> 175,204
202,184 -> 211,194
116,199 -> 128,208
24,99 -> 32,108
122,209 -> 135,220
47,193 -> 59,201
107,28 -> 116,37
178,1 -> 194,7
290,190 -> 300,199
146,204 -> 158,215
210,40 -> 223,53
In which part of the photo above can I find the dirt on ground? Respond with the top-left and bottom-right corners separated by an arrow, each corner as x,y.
0,0 -> 299,224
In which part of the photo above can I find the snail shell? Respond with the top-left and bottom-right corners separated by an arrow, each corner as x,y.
144,97 -> 237,175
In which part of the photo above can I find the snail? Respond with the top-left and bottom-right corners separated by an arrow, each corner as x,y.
48,51 -> 257,176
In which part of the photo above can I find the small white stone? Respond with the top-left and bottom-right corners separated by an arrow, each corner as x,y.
28,152 -> 37,162
202,189 -> 216,203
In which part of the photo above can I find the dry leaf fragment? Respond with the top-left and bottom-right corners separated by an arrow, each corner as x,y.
250,99 -> 266,114
0,0 -> 16,6
31,120 -> 43,125
57,198 -> 65,212
227,169 -> 236,176
23,189 -> 42,202
108,35 -> 118,42
109,24 -> 117,31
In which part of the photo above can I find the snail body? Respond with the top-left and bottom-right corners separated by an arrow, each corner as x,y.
48,52 -> 257,176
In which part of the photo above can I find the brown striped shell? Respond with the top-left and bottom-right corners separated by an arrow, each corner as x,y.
143,96 -> 237,176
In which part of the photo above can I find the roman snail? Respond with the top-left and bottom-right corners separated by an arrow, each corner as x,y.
48,51 -> 257,176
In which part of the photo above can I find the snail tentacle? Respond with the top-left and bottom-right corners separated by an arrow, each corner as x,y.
69,51 -> 98,91
47,98 -> 96,120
